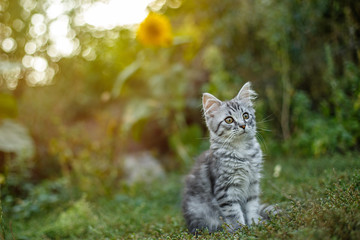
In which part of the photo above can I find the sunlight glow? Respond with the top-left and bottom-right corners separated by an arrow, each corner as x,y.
46,0 -> 65,19
21,0 -> 163,86
81,0 -> 155,29
25,41 -> 37,55
1,38 -> 17,52
48,15 -> 79,58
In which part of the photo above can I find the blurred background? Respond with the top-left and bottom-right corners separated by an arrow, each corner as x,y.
0,0 -> 359,233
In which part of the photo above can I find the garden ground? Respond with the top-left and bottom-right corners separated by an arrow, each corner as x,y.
4,153 -> 360,239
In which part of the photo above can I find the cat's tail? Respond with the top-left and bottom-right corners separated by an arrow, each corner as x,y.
258,204 -> 281,220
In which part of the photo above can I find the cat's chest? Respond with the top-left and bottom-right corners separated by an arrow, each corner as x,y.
216,152 -> 260,185
214,158 -> 259,200
220,159 -> 256,181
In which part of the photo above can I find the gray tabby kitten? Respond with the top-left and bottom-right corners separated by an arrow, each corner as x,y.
182,82 -> 273,234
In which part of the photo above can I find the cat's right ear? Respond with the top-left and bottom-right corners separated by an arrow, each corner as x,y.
202,93 -> 222,116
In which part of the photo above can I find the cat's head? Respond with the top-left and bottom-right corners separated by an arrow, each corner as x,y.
202,82 -> 257,141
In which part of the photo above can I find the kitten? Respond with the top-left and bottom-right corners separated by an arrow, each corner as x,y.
182,82 -> 275,234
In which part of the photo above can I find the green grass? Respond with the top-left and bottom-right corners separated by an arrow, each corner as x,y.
3,153 -> 360,239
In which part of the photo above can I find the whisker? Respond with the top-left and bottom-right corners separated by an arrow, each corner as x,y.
220,135 -> 232,149
257,120 -> 271,125
256,131 -> 268,152
257,114 -> 274,124
219,131 -> 236,149
256,127 -> 271,132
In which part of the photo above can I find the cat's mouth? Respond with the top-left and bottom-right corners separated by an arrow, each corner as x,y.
236,130 -> 246,136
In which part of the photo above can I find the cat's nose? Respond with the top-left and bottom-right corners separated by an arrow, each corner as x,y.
240,125 -> 246,129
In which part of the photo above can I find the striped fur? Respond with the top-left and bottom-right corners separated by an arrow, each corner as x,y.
182,82 -> 275,234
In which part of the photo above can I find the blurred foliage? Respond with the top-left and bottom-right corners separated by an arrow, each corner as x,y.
0,0 -> 360,224
42,197 -> 99,238
0,93 -> 17,119
48,117 -> 123,197
5,178 -> 71,220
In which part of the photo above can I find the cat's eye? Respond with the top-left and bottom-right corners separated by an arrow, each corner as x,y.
225,117 -> 234,124
243,112 -> 249,120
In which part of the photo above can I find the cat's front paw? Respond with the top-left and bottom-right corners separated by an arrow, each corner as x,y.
248,214 -> 262,225
223,221 -> 245,233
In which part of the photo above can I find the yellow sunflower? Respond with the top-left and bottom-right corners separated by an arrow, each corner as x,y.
137,13 -> 173,47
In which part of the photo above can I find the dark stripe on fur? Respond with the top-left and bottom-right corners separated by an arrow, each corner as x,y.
215,185 -> 229,194
215,120 -> 223,133
221,153 -> 246,162
216,193 -> 227,201
208,166 -> 215,195
226,214 -> 237,219
226,102 -> 236,112
240,204 -> 248,225
219,201 -> 234,208
250,149 -> 260,158
249,180 -> 259,186
230,102 -> 238,111
246,195 -> 258,203
218,131 -> 225,137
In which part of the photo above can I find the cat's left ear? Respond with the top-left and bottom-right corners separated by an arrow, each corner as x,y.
236,82 -> 257,105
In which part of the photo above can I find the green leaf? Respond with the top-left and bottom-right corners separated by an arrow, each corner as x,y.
111,55 -> 143,98
122,99 -> 157,134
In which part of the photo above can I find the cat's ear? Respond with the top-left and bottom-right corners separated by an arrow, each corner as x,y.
203,93 -> 222,116
236,82 -> 257,104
